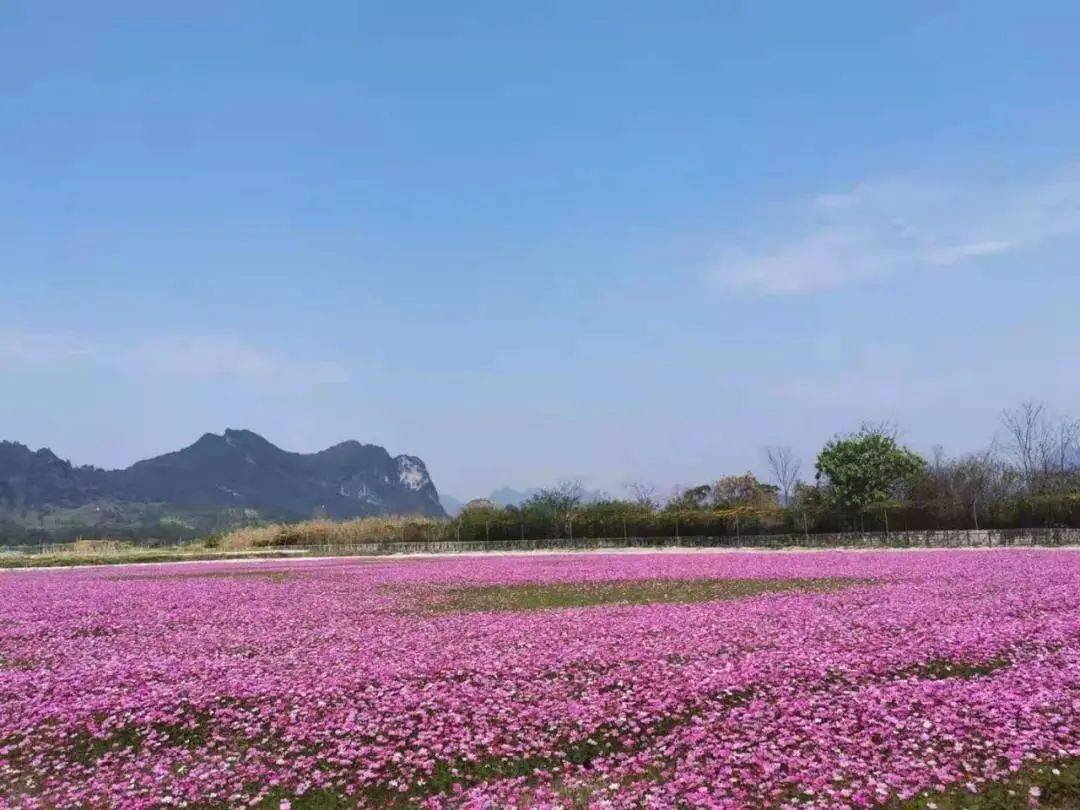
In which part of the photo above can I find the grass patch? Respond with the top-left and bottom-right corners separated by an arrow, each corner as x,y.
108,570 -> 297,582
434,577 -> 864,613
898,759 -> 1080,808
0,655 -> 34,670
907,657 -> 1012,681
0,549 -> 310,570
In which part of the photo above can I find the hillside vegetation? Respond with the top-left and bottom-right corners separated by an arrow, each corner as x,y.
220,516 -> 446,549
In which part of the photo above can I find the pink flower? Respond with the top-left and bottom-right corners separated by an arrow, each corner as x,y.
0,549 -> 1077,807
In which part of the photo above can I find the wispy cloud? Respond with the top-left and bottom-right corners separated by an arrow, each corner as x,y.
0,332 -> 95,363
712,164 -> 1080,294
126,336 -> 347,385
1,331 -> 347,387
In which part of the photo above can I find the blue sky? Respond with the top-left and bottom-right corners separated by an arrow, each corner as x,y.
3,1 -> 1079,499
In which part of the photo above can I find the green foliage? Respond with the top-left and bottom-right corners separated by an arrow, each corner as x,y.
815,426 -> 925,515
899,758 -> 1080,809
665,474 -> 778,513
667,485 -> 713,511
522,481 -> 584,516
712,473 -> 780,509
222,516 -> 445,548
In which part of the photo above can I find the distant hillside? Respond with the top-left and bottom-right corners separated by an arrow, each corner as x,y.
0,430 -> 444,541
438,485 -> 609,514
438,494 -> 466,517
437,488 -> 540,515
489,486 -> 543,507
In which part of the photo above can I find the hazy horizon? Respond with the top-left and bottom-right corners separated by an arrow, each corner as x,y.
2,403 -> 1070,506
4,2 -> 1079,497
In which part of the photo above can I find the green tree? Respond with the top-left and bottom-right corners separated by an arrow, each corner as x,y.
815,426 -> 925,527
520,480 -> 585,538
711,472 -> 780,510
455,499 -> 509,541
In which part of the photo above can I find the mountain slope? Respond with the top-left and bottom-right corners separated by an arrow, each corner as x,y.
0,442 -> 104,507
439,494 -> 466,517
0,430 -> 445,534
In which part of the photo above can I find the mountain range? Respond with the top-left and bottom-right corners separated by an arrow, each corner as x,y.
0,430 -> 444,542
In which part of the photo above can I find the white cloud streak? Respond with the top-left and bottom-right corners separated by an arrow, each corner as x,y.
713,164 -> 1080,294
126,337 -> 347,385
0,332 -> 95,363
0,331 -> 347,387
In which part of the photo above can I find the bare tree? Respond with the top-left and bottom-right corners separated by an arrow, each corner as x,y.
860,420 -> 902,441
1001,402 -> 1080,491
764,446 -> 801,505
625,481 -> 659,510
947,451 -> 1002,530
931,444 -> 947,473
555,479 -> 585,506
1001,402 -> 1048,484
1050,416 -> 1080,476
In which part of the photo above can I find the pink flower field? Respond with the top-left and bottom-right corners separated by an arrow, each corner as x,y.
1,549 -> 1078,808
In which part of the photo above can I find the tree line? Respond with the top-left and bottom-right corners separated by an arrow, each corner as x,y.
449,402 -> 1080,542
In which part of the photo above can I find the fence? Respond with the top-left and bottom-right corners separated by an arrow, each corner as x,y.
0,536 -> 190,557
3,528 -> 1078,559
288,527 -> 1080,557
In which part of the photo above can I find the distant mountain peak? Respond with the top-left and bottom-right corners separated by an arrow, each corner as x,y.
222,428 -> 274,446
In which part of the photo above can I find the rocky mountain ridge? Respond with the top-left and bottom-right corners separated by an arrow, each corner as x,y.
0,430 -> 445,538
